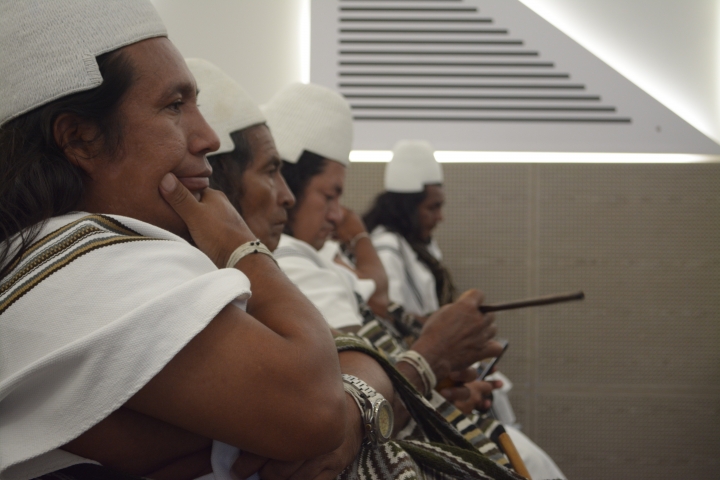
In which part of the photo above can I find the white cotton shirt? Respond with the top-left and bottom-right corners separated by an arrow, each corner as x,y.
274,235 -> 373,330
0,213 -> 252,480
317,240 -> 377,303
370,226 -> 440,316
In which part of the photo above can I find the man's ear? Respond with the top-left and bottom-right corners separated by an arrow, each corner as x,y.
53,113 -> 103,173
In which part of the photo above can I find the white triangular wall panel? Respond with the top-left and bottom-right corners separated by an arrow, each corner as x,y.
310,0 -> 720,154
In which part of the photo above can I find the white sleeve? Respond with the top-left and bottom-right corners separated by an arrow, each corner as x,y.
377,248 -> 409,308
371,233 -> 408,308
0,220 -> 251,479
354,277 -> 377,303
276,254 -> 363,330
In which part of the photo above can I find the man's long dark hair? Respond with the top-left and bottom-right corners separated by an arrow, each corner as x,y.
363,186 -> 456,306
208,128 -> 254,215
280,150 -> 328,235
362,190 -> 427,243
0,49 -> 135,271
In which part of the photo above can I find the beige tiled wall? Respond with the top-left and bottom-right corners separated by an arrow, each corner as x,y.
343,162 -> 720,479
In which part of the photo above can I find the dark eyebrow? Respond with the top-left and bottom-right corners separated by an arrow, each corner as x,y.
159,81 -> 197,101
263,154 -> 282,170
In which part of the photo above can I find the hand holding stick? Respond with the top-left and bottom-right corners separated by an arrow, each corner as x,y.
436,291 -> 584,396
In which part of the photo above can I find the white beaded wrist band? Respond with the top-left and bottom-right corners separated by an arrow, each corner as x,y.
226,240 -> 276,268
349,231 -> 370,250
397,350 -> 437,396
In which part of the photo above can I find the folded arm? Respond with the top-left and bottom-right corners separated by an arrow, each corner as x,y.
64,179 -> 347,471
335,207 -> 390,315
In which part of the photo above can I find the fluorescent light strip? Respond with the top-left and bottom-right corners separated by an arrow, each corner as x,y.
349,150 -> 394,162
349,150 -> 720,163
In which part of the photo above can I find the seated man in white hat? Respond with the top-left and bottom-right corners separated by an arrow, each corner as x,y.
186,58 -> 397,480
364,140 -> 450,317
364,140 -> 567,480
258,82 -> 533,462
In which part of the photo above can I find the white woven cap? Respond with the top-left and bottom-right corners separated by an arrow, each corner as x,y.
385,140 -> 443,193
261,83 -> 353,166
0,0 -> 167,127
186,58 -> 265,155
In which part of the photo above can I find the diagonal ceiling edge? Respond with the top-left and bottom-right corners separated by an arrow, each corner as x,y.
310,0 -> 720,154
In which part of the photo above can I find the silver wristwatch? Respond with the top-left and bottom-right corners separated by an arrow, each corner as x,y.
341,374 -> 394,446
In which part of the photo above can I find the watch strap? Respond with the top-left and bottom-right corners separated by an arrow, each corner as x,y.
342,373 -> 380,401
342,374 -> 387,445
342,375 -> 368,418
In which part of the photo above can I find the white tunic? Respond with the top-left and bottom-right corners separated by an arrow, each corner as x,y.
370,226 -> 441,316
274,235 -> 375,330
0,213 -> 252,480
317,240 -> 377,303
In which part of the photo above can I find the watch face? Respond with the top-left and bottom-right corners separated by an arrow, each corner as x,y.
376,401 -> 394,441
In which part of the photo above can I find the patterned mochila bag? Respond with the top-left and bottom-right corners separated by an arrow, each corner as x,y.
354,296 -> 513,468
335,336 -> 525,480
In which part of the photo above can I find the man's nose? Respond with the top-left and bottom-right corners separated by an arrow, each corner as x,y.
189,110 -> 221,155
328,200 -> 343,224
277,175 -> 295,209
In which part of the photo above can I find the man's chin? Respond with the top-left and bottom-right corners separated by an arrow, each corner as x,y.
311,236 -> 328,251
170,225 -> 193,244
125,208 -> 192,243
156,214 -> 193,243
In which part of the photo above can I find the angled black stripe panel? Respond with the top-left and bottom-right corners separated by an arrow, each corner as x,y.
330,1 -> 627,127
353,115 -> 632,123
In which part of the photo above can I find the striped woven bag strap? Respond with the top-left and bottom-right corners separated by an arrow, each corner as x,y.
335,335 -> 525,480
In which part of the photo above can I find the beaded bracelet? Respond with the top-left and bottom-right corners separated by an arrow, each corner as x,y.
226,240 -> 276,268
349,231 -> 370,250
397,350 -> 437,396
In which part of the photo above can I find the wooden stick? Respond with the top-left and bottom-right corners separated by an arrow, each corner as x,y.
498,432 -> 532,479
436,291 -> 583,391
480,291 -> 584,313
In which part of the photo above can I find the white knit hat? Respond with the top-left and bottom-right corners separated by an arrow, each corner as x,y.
186,58 -> 265,155
0,0 -> 167,127
261,83 -> 353,166
385,140 -> 444,193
